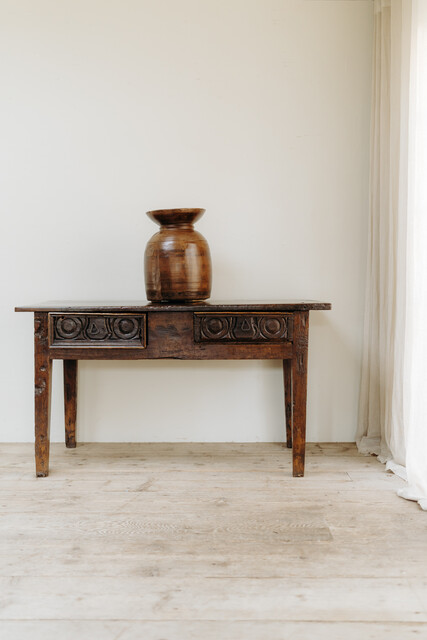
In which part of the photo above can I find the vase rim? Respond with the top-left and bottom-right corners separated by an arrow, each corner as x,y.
146,208 -> 206,226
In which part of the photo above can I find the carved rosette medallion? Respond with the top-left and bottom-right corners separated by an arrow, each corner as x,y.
56,316 -> 83,340
194,313 -> 293,343
50,314 -> 146,347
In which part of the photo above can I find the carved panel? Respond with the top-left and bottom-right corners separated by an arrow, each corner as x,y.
194,313 -> 293,343
49,314 -> 146,347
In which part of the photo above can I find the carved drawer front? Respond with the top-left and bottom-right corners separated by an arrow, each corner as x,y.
194,312 -> 293,343
49,314 -> 147,348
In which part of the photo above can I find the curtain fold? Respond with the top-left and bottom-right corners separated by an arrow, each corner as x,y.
358,0 -> 427,510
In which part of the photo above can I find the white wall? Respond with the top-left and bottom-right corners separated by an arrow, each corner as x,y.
0,0 -> 373,443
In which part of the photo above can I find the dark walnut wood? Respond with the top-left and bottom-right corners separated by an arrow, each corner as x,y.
292,311 -> 310,477
34,313 -> 52,477
16,300 -> 331,312
283,359 -> 293,449
144,208 -> 212,302
15,301 -> 331,477
194,313 -> 292,343
64,360 -> 77,448
49,314 -> 146,347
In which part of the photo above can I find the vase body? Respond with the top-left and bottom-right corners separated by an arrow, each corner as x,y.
144,208 -> 212,302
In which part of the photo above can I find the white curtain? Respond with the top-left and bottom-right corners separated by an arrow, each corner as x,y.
357,0 -> 427,510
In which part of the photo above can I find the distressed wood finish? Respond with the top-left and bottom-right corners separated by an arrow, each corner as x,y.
283,359 -> 293,449
194,312 -> 292,343
16,300 -> 331,313
48,312 -> 293,361
50,313 -> 146,347
64,360 -> 77,448
16,301 -> 331,477
292,312 -> 310,477
34,313 -> 52,477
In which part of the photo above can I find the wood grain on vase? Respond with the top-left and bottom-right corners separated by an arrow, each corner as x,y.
144,208 -> 212,302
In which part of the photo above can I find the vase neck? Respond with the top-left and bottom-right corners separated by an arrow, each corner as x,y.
161,223 -> 194,230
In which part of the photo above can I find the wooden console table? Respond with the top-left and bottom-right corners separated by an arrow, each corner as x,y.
15,301 -> 331,477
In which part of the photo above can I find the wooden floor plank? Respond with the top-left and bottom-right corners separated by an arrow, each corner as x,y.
0,442 -> 425,632
1,620 -> 426,640
2,546 -> 427,579
1,576 -> 427,621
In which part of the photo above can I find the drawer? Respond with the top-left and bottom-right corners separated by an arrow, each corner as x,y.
194,312 -> 293,343
49,313 -> 147,348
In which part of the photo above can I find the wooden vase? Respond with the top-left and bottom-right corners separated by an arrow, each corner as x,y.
144,208 -> 212,302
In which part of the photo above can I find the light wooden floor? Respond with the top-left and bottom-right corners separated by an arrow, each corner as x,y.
1,443 -> 427,639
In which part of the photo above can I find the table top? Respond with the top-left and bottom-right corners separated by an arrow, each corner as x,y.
15,300 -> 332,313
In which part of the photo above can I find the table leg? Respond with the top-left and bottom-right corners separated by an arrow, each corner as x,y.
34,313 -> 52,477
64,360 -> 78,448
283,359 -> 293,448
292,311 -> 309,477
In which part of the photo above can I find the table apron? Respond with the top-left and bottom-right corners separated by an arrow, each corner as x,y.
47,345 -> 293,360
47,311 -> 293,360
